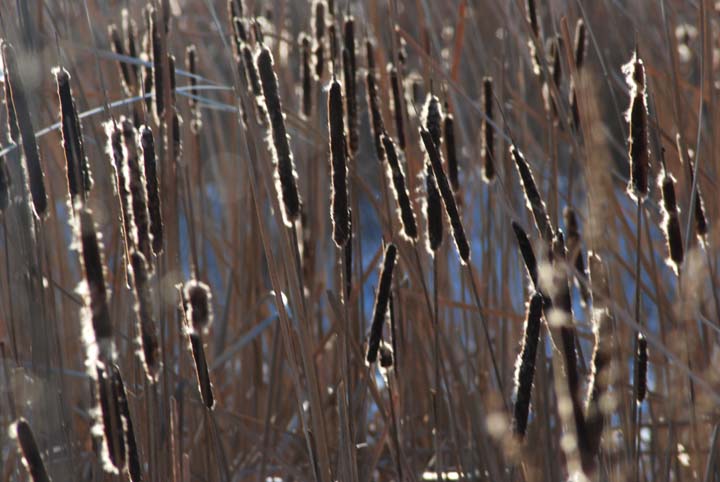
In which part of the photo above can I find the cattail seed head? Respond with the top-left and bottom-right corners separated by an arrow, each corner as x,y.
241,42 -> 266,123
511,145 -> 554,243
96,364 -> 126,473
121,119 -> 153,264
313,0 -> 326,79
367,244 -> 398,364
186,44 -> 202,132
108,24 -> 134,96
228,0 -> 244,22
563,206 -> 590,305
382,134 -> 418,241
129,250 -> 160,381
635,333 -> 648,403
343,17 -> 358,153
365,40 -> 385,162
147,5 -> 164,124
122,10 -> 141,95
379,343 -> 394,369
511,221 -> 539,289
422,94 -> 443,149
300,34 -> 313,118
481,77 -> 496,183
183,280 -> 214,334
659,172 -> 684,272
256,45 -> 303,226
139,126 -> 163,255
387,63 -> 406,150
512,292 -> 543,438
328,79 -> 350,247
677,135 -> 708,240
525,0 -> 542,75
623,47 -> 650,201
443,106 -> 459,192
110,364 -> 142,482
12,418 -> 51,482
189,333 -> 215,409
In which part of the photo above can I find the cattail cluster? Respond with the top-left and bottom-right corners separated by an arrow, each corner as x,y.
343,16 -> 358,153
388,63 -> 406,150
481,77 -> 496,183
313,0 -> 326,78
365,40 -> 385,162
367,244 -> 398,364
422,94 -> 444,254
512,292 -> 543,438
511,145 -> 554,243
623,46 -> 650,201
328,79 -> 350,246
443,105 -> 459,192
300,34 -> 313,118
382,134 -> 418,241
635,333 -> 648,403
130,250 -> 160,381
140,126 -> 163,255
12,418 -> 51,482
256,44 -> 303,226
121,119 -> 153,264
659,171 -> 684,273
2,41 -> 48,217
54,67 -> 93,201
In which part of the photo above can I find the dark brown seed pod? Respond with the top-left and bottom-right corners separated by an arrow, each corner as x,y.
422,94 -> 444,253
379,343 -> 394,368
367,243 -> 398,363
2,41 -> 48,217
300,34 -> 313,118
511,146 -> 554,243
122,10 -> 141,95
139,126 -> 163,255
241,42 -> 266,122
422,94 -> 443,149
660,172 -> 684,272
109,364 -> 142,482
108,24 -> 134,96
481,77 -> 496,183
0,160 -> 9,212
574,19 -> 587,69
231,16 -> 248,55
563,207 -> 590,305
106,121 -> 136,262
677,137 -> 708,240
365,41 -> 385,162
256,45 -> 303,226
511,221 -> 539,289
130,251 -> 160,381
635,333 -> 648,403
443,106 -> 459,192
328,79 -> 350,247
183,280 -> 214,334
96,364 -> 126,473
343,17 -> 358,153
121,120 -> 153,264
54,67 -> 93,201
189,333 -> 215,409
388,64 -> 406,150
313,0 -> 326,78
13,418 -> 51,482
624,47 -> 650,201
382,134 -> 418,241
147,5 -> 164,123
328,23 -> 339,72
513,292 -> 543,438
421,127 -> 470,263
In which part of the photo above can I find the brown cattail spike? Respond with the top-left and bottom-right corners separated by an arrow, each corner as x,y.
422,94 -> 444,253
328,79 -> 350,246
121,119 -> 153,264
660,172 -> 684,272
382,134 -> 418,241
109,24 -> 134,96
189,333 -> 214,409
313,1 -> 326,78
421,127 -> 470,263
95,364 -> 126,472
388,63 -> 406,150
367,244 -> 398,363
110,364 -> 142,482
623,46 -> 650,201
256,45 -> 303,226
511,221 -> 539,289
139,126 -> 163,255
574,19 -> 587,69
343,17 -> 358,153
183,280 -> 214,334
147,5 -> 165,124
54,67 -> 93,201
513,292 -> 543,438
2,41 -> 48,217
300,34 -> 313,118
130,251 -> 160,380
635,333 -> 648,403
106,122 -> 136,261
365,40 -> 385,161
13,419 -> 51,482
122,10 -> 141,95
443,105 -> 459,192
481,77 -> 496,183
511,146 -> 554,243
677,135 -> 708,240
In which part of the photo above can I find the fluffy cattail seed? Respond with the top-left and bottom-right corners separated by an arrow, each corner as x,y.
388,63 -> 406,150
256,44 -> 303,226
121,120 -> 153,264
623,46 -> 650,201
511,221 -> 539,289
481,77 -> 496,183
511,146 -> 554,243
328,79 -> 350,246
96,364 -> 126,472
421,127 -> 470,263
660,172 -> 684,272
513,292 -> 543,438
365,40 -> 385,161
139,126 -> 163,255
343,17 -> 358,153
183,280 -> 214,334
367,244 -> 398,363
635,333 -> 648,403
300,34 -> 313,118
443,106 -> 459,192
54,67 -> 93,201
129,251 -> 160,381
382,134 -> 418,241
2,41 -> 48,217
13,418 -> 51,482
110,364 -> 142,482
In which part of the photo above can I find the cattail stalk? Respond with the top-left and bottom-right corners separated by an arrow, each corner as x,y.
481,77 -> 496,183
256,44 -> 303,226
659,172 -> 684,273
635,333 -> 648,403
382,134 -> 418,240
13,419 -> 51,482
512,292 -> 543,437
110,364 -> 142,482
328,79 -> 350,246
623,46 -> 650,201
367,244 -> 398,363
140,126 -> 163,255
130,251 -> 160,381
121,119 -> 153,264
388,63 -> 406,150
147,5 -> 164,123
343,17 -> 358,153
365,40 -> 385,161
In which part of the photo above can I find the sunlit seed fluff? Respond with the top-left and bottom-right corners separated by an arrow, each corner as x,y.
525,0 -> 542,75
635,333 -> 648,403
511,146 -> 554,243
139,126 -> 163,255
2,41 -> 48,217
388,64 -> 406,150
659,172 -> 684,273
511,221 -> 539,289
443,107 -> 459,192
12,418 -> 51,482
300,34 -> 313,118
421,127 -> 470,263
96,364 -> 126,473
367,244 -> 398,364
110,364 -> 142,482
379,342 -> 394,369
256,45 -> 303,226
129,251 -> 160,381
183,280 -> 214,334
343,17 -> 359,153
313,0 -> 326,78
382,134 -> 418,241
365,41 -> 385,162
54,67 -> 93,201
121,120 -> 153,264
512,292 -> 543,438
480,77 -> 496,183
623,48 -> 650,201
328,79 -> 350,247
574,19 -> 587,69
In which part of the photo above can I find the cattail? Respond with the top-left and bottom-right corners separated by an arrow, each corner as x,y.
328,23 -> 339,72
108,24 -> 134,96
256,44 -> 303,226
121,119 -> 153,264
512,292 -> 543,438
343,17 -> 358,153
189,333 -> 214,409
563,207 -> 590,305
443,105 -> 459,192
139,126 -> 163,255
313,0 -> 326,79
543,37 -> 562,122
0,160 -> 9,212
367,244 -> 398,363
231,16 -> 249,56
677,135 -> 708,240
421,127 -> 470,263
13,419 -> 51,482
388,63 -> 406,150
186,45 -> 202,132
2,41 -> 47,217
142,9 -> 154,113
481,77 -> 495,183
183,280 -> 213,334
122,10 -> 141,96
96,364 -> 126,472
511,145 -> 554,243
511,221 -> 539,288
241,43 -> 266,122
147,5 -> 164,123
54,67 -> 93,201
423,94 -> 444,253
227,0 -> 244,21
574,19 -> 587,69
635,333 -> 648,403
129,251 -> 160,381
379,342 -> 394,369
300,34 -> 313,118
659,171 -> 684,272
382,134 -> 418,241
106,122 -> 136,262
525,0 -> 542,75
328,79 -> 350,246
623,45 -> 650,201
110,364 -> 142,482
422,94 -> 443,148
365,40 -> 385,161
